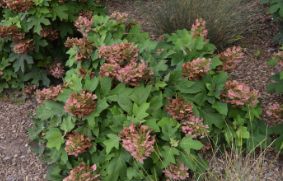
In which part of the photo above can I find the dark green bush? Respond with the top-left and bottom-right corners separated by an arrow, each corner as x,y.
0,0 -> 108,93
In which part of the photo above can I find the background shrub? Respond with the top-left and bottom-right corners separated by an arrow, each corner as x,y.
142,0 -> 258,49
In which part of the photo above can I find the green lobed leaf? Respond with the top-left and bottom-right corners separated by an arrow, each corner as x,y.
133,103 -> 150,120
160,145 -> 180,167
103,134 -> 120,154
179,135 -> 204,153
44,128 -> 65,150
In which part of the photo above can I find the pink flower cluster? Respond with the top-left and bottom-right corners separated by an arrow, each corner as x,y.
64,89 -> 97,119
65,37 -> 95,63
110,11 -> 128,23
0,71 -> 3,76
13,39 -> 34,54
35,84 -> 64,104
217,46 -> 246,73
191,18 -> 208,42
221,80 -> 260,107
22,83 -> 36,97
181,116 -> 209,138
266,103 -> 283,119
63,162 -> 100,181
46,61 -> 65,79
74,16 -> 94,37
271,50 -> 283,67
120,123 -> 156,163
5,0 -> 34,12
98,43 -> 153,86
163,162 -> 190,181
65,132 -> 92,157
182,58 -> 211,80
165,95 -> 194,120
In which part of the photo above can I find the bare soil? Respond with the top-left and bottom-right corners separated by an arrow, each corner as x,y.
1,0 -> 283,180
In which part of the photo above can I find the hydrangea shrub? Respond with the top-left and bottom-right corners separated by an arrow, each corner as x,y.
28,16 -> 269,180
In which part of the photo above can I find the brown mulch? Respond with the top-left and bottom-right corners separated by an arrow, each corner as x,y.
1,0 -> 283,180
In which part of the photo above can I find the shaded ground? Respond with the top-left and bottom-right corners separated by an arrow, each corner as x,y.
1,0 -> 283,180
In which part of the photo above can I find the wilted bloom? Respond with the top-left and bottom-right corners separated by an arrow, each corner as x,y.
65,132 -> 92,156
181,116 -> 209,138
217,46 -> 246,73
0,71 -> 3,76
13,39 -> 34,54
22,83 -> 36,97
271,50 -> 283,67
78,67 -> 94,79
266,102 -> 283,119
110,11 -> 128,23
0,26 -> 19,39
79,10 -> 93,20
40,26 -> 58,41
221,80 -> 260,107
65,37 -> 95,63
74,16 -> 94,37
120,123 -> 156,163
35,84 -> 64,104
98,43 -> 153,86
64,89 -> 97,118
165,95 -> 194,120
163,162 -> 189,181
182,58 -> 211,80
5,0 -> 34,12
63,162 -> 100,181
191,18 -> 208,42
46,61 -> 65,79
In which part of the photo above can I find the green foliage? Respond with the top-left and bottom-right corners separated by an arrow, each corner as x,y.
28,14 -> 267,181
261,0 -> 283,44
142,0 -> 257,49
0,0 -> 108,93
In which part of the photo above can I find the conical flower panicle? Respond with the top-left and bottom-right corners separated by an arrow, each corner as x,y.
65,132 -> 92,157
221,80 -> 260,107
13,39 -> 34,54
266,102 -> 283,119
110,11 -> 129,23
46,61 -> 65,79
165,95 -> 194,120
79,10 -> 93,20
64,89 -> 97,118
181,116 -> 209,138
75,16 -> 94,37
163,162 -> 190,181
63,162 -> 100,181
182,58 -> 211,80
35,84 -> 65,104
98,43 -> 153,86
65,37 -> 95,63
191,18 -> 208,42
120,123 -> 156,162
217,46 -> 246,73
5,0 -> 34,13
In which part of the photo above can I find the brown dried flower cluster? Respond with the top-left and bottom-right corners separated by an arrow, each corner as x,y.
79,10 -> 93,20
0,26 -> 25,41
78,67 -> 94,79
165,95 -> 194,120
22,83 -> 36,97
64,89 -> 97,118
13,39 -> 34,54
5,0 -> 34,13
35,84 -> 65,104
65,37 -> 95,63
65,132 -> 92,157
40,26 -> 59,41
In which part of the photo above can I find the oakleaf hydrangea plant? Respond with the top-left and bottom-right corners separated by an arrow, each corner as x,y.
65,132 -> 92,156
63,162 -> 100,181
